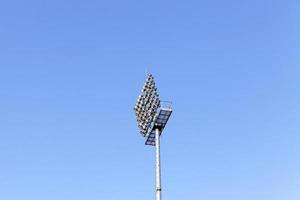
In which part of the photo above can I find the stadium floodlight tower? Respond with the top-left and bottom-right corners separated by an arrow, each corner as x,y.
134,74 -> 172,200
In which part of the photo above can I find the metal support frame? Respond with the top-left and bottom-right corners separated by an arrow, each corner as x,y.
155,128 -> 162,200
145,107 -> 171,200
145,108 -> 172,146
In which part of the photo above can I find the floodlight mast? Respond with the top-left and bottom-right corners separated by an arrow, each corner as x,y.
134,74 -> 172,200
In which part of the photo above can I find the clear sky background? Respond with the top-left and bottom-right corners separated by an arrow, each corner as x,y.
0,0 -> 300,200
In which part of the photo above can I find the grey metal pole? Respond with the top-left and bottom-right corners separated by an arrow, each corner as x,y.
155,128 -> 161,200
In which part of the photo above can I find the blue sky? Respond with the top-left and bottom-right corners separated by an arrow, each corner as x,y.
0,0 -> 300,199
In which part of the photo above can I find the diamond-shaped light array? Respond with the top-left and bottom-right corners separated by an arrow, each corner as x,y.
134,74 -> 161,136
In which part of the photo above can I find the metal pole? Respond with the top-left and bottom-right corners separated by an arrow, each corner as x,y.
155,128 -> 161,200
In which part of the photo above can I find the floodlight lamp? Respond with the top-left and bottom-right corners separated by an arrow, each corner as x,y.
134,73 -> 162,137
